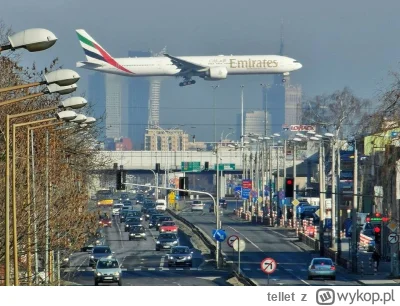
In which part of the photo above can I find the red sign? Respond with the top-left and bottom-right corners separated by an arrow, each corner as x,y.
260,257 -> 277,274
290,125 -> 316,132
242,180 -> 252,189
227,235 -> 239,247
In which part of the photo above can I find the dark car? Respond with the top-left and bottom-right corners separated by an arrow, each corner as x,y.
142,202 -> 156,213
219,198 -> 227,209
149,214 -> 165,228
120,209 -> 142,222
144,208 -> 158,221
124,217 -> 142,232
119,208 -> 131,223
89,245 -> 113,267
129,225 -> 147,240
155,233 -> 179,251
136,193 -> 145,204
167,246 -> 193,267
120,193 -> 130,201
122,200 -> 133,207
155,216 -> 173,231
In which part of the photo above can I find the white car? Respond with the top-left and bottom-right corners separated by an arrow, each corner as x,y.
191,200 -> 204,212
112,203 -> 124,216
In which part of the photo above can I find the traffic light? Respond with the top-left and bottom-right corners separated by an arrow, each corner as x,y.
155,163 -> 160,173
116,170 -> 122,190
285,177 -> 294,197
374,225 -> 381,243
204,162 -> 209,171
122,170 -> 127,190
179,177 -> 189,196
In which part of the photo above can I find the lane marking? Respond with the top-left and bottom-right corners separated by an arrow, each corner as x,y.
159,256 -> 165,267
134,268 -> 141,271
176,268 -> 184,270
226,225 -> 310,286
285,269 -> 293,272
115,217 -> 125,249
148,268 -> 156,271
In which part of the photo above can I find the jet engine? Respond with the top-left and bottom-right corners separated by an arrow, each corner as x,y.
203,66 -> 228,80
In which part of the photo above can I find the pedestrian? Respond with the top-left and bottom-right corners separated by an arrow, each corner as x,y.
372,249 -> 381,269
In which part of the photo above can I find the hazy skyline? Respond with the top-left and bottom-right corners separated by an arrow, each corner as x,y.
2,0 -> 400,142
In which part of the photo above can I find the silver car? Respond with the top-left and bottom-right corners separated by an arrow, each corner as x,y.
112,203 -> 124,216
308,257 -> 336,280
94,257 -> 122,286
167,246 -> 193,267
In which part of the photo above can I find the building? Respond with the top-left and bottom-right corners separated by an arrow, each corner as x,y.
266,24 -> 302,133
115,137 -> 133,151
88,72 -> 105,140
105,74 -> 123,139
127,50 -> 151,150
244,110 -> 267,136
144,128 -> 189,151
148,78 -> 161,127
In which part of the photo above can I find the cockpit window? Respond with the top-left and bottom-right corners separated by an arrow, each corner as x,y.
293,60 -> 299,63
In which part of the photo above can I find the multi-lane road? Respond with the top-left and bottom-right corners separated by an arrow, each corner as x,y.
178,200 -> 361,286
62,205 -> 231,286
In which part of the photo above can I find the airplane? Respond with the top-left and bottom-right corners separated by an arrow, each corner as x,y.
76,29 -> 302,87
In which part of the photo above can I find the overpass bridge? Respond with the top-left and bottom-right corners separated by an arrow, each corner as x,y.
98,150 -> 244,171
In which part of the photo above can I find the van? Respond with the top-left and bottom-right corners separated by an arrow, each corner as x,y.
155,199 -> 167,211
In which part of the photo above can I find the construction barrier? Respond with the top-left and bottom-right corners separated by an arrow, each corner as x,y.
359,233 -> 373,249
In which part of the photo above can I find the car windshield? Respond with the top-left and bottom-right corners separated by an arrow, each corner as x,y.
193,201 -> 202,204
162,222 -> 175,226
172,248 -> 190,254
128,211 -> 141,216
160,234 -> 177,240
97,260 -> 118,269
158,217 -> 171,222
131,227 -> 144,232
313,259 -> 333,265
93,247 -> 111,254
127,218 -> 140,223
113,204 -> 123,209
152,215 -> 163,220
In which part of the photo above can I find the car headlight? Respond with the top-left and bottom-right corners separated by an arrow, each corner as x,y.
140,218 -> 143,221
130,233 -> 134,236
141,233 -> 146,236
96,240 -> 100,244
146,214 -> 149,217
63,257 -> 69,262
113,272 -> 120,276
90,255 -> 94,259
169,256 -> 174,260
173,241 -> 178,244
161,229 -> 165,232
187,256 -> 192,260
156,241 -> 160,244
96,272 -> 102,276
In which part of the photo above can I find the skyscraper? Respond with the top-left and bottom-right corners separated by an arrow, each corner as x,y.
105,74 -> 123,139
244,111 -> 267,136
127,51 -> 151,150
88,72 -> 105,140
148,78 -> 161,127
266,23 -> 302,133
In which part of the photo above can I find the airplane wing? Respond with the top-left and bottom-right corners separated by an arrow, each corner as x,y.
76,61 -> 103,68
164,54 -> 208,72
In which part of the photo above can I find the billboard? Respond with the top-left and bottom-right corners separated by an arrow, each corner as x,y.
289,125 -> 316,132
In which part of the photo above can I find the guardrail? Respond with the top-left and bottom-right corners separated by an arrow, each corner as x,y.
166,208 -> 257,286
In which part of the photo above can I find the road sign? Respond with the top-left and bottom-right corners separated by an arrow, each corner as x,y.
388,233 -> 399,244
387,221 -> 398,232
292,199 -> 300,206
214,163 -> 236,170
212,229 -> 227,242
181,161 -> 201,172
260,257 -> 277,274
233,239 -> 246,252
227,235 -> 239,247
242,180 -> 252,199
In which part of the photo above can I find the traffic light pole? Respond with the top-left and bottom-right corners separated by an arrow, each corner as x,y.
351,140 -> 358,272
293,143 -> 297,221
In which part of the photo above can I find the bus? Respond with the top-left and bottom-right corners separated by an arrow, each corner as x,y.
96,189 -> 113,207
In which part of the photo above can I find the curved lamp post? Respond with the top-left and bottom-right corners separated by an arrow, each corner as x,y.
0,28 -> 57,53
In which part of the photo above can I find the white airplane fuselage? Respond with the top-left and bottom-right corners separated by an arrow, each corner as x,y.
77,55 -> 301,78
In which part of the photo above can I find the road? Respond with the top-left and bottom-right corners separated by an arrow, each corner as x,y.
178,199 -> 361,286
62,205 -> 230,286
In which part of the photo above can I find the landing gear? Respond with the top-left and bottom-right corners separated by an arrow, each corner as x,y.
179,79 -> 196,87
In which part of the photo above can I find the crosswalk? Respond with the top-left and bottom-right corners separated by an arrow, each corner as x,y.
63,267 -> 205,273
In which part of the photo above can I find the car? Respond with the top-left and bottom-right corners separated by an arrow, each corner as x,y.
149,214 -> 165,228
124,217 -> 142,232
129,225 -> 147,240
94,257 -> 122,286
167,246 -> 193,267
142,202 -> 156,214
136,193 -> 145,204
159,221 -> 178,233
308,257 -> 336,280
125,210 -> 143,221
99,217 -> 112,227
112,203 -> 124,216
219,198 -> 227,209
155,216 -> 173,231
209,204 -> 223,214
191,200 -> 204,212
144,208 -> 158,221
122,200 -> 133,207
155,233 -> 179,251
155,199 -> 167,211
120,192 -> 130,201
89,246 -> 114,267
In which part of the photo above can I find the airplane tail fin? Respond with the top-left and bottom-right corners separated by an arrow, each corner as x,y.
76,29 -> 115,65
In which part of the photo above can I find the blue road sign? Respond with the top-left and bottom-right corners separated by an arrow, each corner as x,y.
212,229 -> 227,242
242,188 -> 250,199
234,186 -> 242,195
344,218 -> 352,237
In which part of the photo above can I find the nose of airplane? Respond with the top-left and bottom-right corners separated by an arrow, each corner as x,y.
296,62 -> 302,69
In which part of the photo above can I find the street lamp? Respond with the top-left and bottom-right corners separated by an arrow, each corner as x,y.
0,28 -> 57,53
240,85 -> 244,153
212,85 -> 219,146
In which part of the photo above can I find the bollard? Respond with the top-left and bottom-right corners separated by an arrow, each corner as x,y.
369,257 -> 373,269
374,262 -> 377,275
296,227 -> 299,237
360,261 -> 364,275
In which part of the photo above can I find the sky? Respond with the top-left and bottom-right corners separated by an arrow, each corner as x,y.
2,0 -> 400,142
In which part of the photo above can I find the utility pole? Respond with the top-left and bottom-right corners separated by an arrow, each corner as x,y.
293,142 -> 297,221
45,130 -> 50,285
215,144 -> 221,269
268,144 -> 273,220
319,141 -> 326,255
212,85 -> 219,146
351,138 -> 358,272
331,140 -> 337,249
31,130 -> 39,284
240,85 -> 244,154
